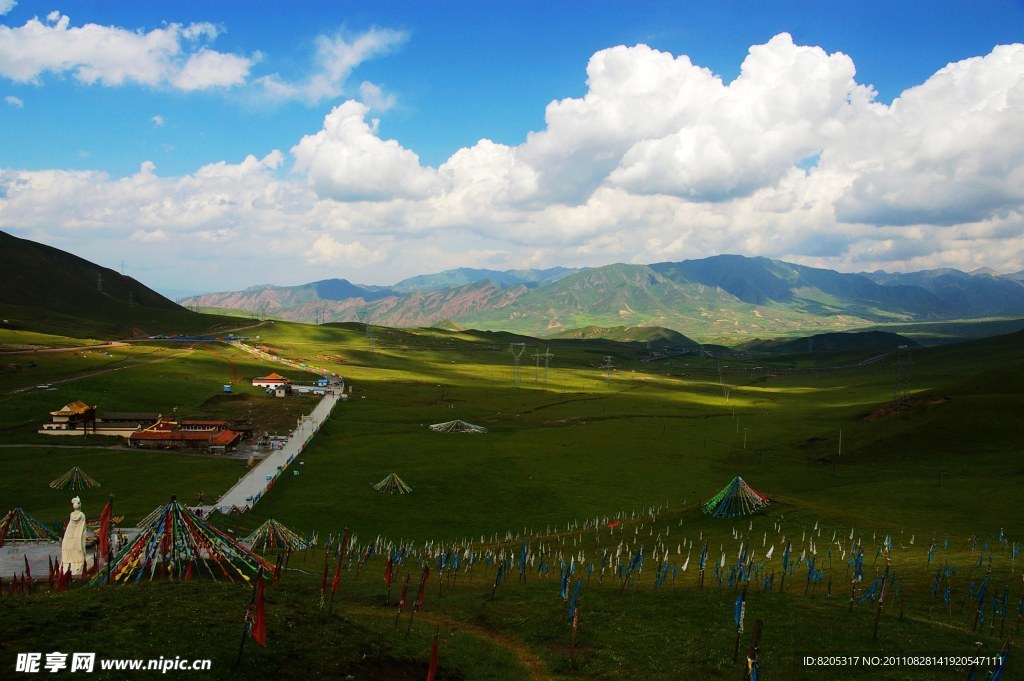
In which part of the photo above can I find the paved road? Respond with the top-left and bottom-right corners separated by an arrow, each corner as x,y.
213,390 -> 340,513
0,342 -> 128,356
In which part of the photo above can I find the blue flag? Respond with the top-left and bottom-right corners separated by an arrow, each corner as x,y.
567,579 -> 581,622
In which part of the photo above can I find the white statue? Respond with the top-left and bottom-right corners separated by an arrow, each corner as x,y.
61,496 -> 87,577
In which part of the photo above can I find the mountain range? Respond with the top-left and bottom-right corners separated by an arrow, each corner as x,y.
181,255 -> 1024,339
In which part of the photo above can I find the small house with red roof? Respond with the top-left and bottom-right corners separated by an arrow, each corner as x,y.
128,418 -> 242,453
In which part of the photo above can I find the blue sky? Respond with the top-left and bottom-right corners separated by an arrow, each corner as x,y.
1,1 -> 1023,296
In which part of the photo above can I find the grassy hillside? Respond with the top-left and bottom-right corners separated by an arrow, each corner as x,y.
549,325 -> 698,348
1,322 -> 1021,679
0,230 -> 248,338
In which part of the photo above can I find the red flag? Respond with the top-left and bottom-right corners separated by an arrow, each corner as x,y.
249,569 -> 267,647
331,530 -> 349,594
426,633 -> 439,681
415,566 -> 430,609
98,498 -> 113,559
384,555 -> 393,589
398,574 -> 410,613
320,561 -> 329,595
184,561 -> 194,581
330,557 -> 342,594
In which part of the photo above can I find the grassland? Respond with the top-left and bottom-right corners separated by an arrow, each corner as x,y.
0,339 -> 324,518
0,319 -> 1021,680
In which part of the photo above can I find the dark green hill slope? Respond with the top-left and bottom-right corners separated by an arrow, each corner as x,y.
0,230 -> 180,313
0,230 -> 237,338
744,330 -> 919,355
549,324 -> 697,348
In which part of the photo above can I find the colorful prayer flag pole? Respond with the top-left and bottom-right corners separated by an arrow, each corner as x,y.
426,629 -> 439,681
384,554 -> 394,604
743,619 -> 763,681
733,585 -> 747,662
235,566 -> 266,670
395,574 -> 410,627
490,560 -> 505,601
570,604 -> 580,671
328,528 -> 349,615
99,495 -> 113,585
872,558 -> 891,641
407,564 -> 430,635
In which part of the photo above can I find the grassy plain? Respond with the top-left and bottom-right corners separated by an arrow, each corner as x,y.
0,319 -> 1021,680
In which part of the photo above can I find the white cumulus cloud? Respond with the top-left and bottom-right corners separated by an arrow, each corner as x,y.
307,233 -> 387,266
512,42 -> 726,204
171,48 -> 255,91
4,93 -> 21,107
609,34 -> 874,201
830,43 -> 1024,227
291,100 -> 440,201
3,33 -> 1024,289
0,13 -> 253,90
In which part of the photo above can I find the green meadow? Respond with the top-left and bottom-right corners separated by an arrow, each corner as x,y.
1,320 -> 1022,679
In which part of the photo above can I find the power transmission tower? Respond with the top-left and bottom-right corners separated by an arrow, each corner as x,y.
313,305 -> 328,325
531,347 -> 555,382
601,355 -> 614,380
509,343 -> 526,387
891,345 -> 912,410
